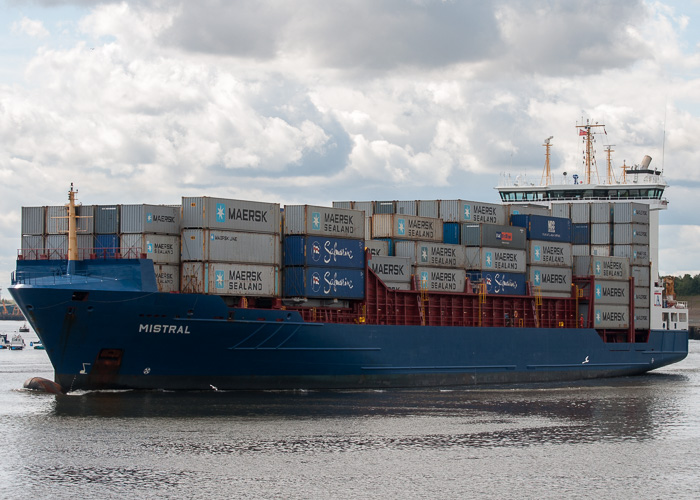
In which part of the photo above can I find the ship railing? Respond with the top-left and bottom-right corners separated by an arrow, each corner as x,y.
17,247 -> 147,261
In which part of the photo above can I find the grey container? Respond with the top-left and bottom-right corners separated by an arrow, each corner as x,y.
374,201 -> 396,214
594,304 -> 629,329
95,205 -> 119,234
418,200 -> 439,218
507,204 -> 550,217
574,256 -> 591,277
183,197 -> 281,234
613,245 -> 650,265
396,200 -> 417,216
332,201 -> 353,210
368,255 -> 412,283
365,216 -> 372,240
634,308 -> 651,329
613,223 -> 650,245
385,281 -> 411,291
529,266 -> 573,293
45,234 -> 67,260
46,205 -> 93,234
364,239 -> 390,257
594,280 -> 630,305
284,205 -> 365,239
613,202 -> 650,224
353,202 -> 374,216
528,240 -> 572,268
21,207 -> 45,235
414,266 -> 466,292
371,214 -> 443,242
631,266 -> 651,287
20,235 -> 44,260
590,202 -> 611,223
591,255 -> 630,281
120,204 -> 181,235
634,287 -> 650,307
466,247 -> 527,273
440,199 -> 506,225
120,234 -> 181,264
461,223 -> 527,249
573,245 -> 590,256
551,203 -> 571,219
395,241 -> 467,268
153,264 -> 180,293
181,262 -> 279,297
181,229 -> 280,265
590,245 -> 611,257
591,223 -> 611,245
571,204 -> 590,223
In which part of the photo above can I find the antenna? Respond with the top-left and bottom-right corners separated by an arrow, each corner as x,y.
540,136 -> 554,186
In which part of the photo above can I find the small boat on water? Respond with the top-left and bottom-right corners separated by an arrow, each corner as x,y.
30,340 -> 45,350
19,323 -> 29,332
9,334 -> 25,350
0,333 -> 8,349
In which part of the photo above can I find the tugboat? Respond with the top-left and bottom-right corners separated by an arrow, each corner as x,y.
19,323 -> 29,333
9,334 -> 26,350
0,333 -> 8,349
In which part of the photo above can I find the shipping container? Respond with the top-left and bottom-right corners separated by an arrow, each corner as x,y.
395,200 -> 417,216
613,223 -> 650,245
353,202 -> 374,216
182,196 -> 281,234
182,262 -> 279,297
284,236 -> 364,269
572,223 -> 590,245
364,239 -> 390,257
551,203 -> 571,219
590,202 -> 611,223
371,214 -> 443,242
634,308 -> 651,329
395,241 -> 467,268
417,200 -> 439,218
634,287 -> 650,307
414,267 -> 466,292
374,201 -> 395,214
20,235 -> 44,260
571,204 -> 590,223
373,238 -> 394,256
593,304 -> 629,329
466,247 -> 527,273
439,200 -> 506,224
368,256 -> 412,283
93,234 -> 120,259
613,245 -> 650,265
442,223 -> 460,244
365,216 -> 371,240
590,245 -> 611,256
120,204 -> 181,235
528,240 -> 573,268
573,245 -> 590,256
507,204 -> 551,217
77,234 -> 93,260
590,223 -> 611,245
46,204 -> 94,235
466,271 -> 526,295
631,266 -> 651,287
283,267 -> 364,299
510,214 -> 572,242
120,234 -> 180,264
385,282 -> 411,291
573,256 -> 590,277
461,223 -> 527,249
613,202 -> 650,224
95,205 -> 119,234
591,255 -> 630,281
182,229 -> 280,265
594,280 -> 630,305
332,201 -> 353,210
45,234 -> 67,260
21,207 -> 45,235
153,264 -> 180,293
285,205 -> 365,239
529,266 -> 573,294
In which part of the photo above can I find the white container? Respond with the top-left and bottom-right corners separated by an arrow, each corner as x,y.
613,223 -> 650,245
594,305 -> 629,329
181,262 -> 279,297
182,196 -> 280,233
120,234 -> 181,265
181,229 -> 280,264
594,280 -> 630,305
439,200 -> 506,224
364,239 -> 390,257
591,223 -> 611,245
120,204 -> 181,235
528,240 -> 572,268
395,241 -> 468,268
371,214 -> 443,242
154,264 -> 180,293
414,267 -> 466,292
529,266 -> 572,293
284,205 -> 365,239
465,247 -> 527,273
368,256 -> 411,283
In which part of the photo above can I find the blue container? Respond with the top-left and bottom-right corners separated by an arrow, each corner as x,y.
284,236 -> 365,269
572,223 -> 590,245
510,214 -> 572,243
443,223 -> 460,244
467,271 -> 526,295
94,234 -> 119,258
283,267 -> 365,299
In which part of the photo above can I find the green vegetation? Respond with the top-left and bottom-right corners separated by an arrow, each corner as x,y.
672,274 -> 700,296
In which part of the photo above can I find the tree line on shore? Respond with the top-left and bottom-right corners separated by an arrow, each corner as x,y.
671,274 -> 700,296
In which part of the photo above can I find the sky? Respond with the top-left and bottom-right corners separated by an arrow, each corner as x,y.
2,0 -> 700,298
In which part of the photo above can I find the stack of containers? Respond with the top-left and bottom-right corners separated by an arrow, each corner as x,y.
395,241 -> 467,292
93,205 -> 119,259
439,200 -> 507,245
44,204 -> 95,260
590,255 -> 632,330
590,202 -> 612,256
180,197 -> 281,297
283,205 -> 365,299
20,207 -> 45,260
121,205 -> 181,292
613,202 -> 651,319
511,214 -> 573,297
333,200 -> 375,250
462,224 -> 528,295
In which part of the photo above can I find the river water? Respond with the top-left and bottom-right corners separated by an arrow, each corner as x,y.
1,319 -> 699,499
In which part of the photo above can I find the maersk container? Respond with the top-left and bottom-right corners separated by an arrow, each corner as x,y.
594,304 -> 629,329
364,239 -> 390,257
395,241 -> 467,268
183,262 -> 279,297
590,245 -> 610,257
94,234 -> 119,259
368,256 -> 412,283
632,266 -> 651,287
21,207 -> 45,235
396,200 -> 417,216
528,240 -> 572,268
572,223 -> 590,245
507,204 -> 550,217
466,247 -> 527,273
591,255 -> 630,281
442,223 -> 460,244
590,202 -> 611,223
594,280 -> 630,305
613,245 -> 650,265
374,201 -> 396,214
551,203 -> 571,219
461,223 -> 527,249
285,205 -> 365,239
414,267 -> 466,292
283,267 -> 364,299
613,223 -> 650,245
590,223 -> 611,245
529,266 -> 572,294
440,200 -> 506,225
20,235 -> 43,260
182,229 -> 280,265
385,282 -> 411,291
634,308 -> 651,329
284,236 -> 364,269
634,287 -> 650,307
373,238 -> 394,256
120,234 -> 180,264
120,204 -> 181,235
372,214 -> 443,242
571,204 -> 590,224
510,214 -> 571,242
95,205 -> 119,234
613,202 -> 650,224
153,264 -> 180,293
182,196 -> 281,234
418,200 -> 439,218
573,245 -> 590,256
466,271 -> 526,295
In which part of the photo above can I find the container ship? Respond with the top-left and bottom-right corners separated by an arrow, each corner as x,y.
9,122 -> 689,392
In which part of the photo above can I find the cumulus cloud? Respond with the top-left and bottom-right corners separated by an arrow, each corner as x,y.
11,16 -> 50,38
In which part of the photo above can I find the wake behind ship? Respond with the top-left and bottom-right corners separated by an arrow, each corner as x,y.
9,125 -> 689,392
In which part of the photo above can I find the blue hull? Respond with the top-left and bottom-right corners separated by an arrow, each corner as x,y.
10,277 -> 688,392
